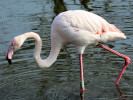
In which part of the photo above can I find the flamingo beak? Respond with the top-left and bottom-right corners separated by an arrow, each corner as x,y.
6,46 -> 14,64
6,56 -> 12,64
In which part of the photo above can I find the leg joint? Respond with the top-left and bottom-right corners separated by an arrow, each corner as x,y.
124,56 -> 130,65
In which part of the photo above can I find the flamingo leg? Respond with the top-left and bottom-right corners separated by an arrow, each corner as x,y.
97,43 -> 130,85
79,54 -> 85,93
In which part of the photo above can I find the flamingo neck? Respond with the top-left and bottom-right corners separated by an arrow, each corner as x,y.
23,32 -> 61,68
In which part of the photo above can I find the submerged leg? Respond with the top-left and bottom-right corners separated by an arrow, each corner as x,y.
79,54 -> 85,93
97,43 -> 130,85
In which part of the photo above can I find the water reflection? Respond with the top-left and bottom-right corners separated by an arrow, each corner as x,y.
54,0 -> 67,15
80,0 -> 93,11
53,0 -> 94,15
116,85 -> 130,100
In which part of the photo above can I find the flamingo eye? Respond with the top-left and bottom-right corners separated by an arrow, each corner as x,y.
11,42 -> 15,46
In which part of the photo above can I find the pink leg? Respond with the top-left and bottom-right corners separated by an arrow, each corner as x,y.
79,54 -> 85,93
97,43 -> 130,85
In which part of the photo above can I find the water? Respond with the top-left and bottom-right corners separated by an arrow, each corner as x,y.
0,0 -> 133,100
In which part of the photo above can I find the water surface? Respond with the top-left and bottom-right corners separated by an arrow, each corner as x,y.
0,0 -> 133,100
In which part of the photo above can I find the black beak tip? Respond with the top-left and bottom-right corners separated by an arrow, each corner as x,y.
6,56 -> 12,65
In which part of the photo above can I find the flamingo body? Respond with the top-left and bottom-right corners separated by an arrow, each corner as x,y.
51,10 -> 126,54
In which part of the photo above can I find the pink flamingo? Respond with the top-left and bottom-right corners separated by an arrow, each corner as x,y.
6,10 -> 130,93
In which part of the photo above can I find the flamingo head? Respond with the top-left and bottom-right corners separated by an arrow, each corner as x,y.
6,35 -> 24,64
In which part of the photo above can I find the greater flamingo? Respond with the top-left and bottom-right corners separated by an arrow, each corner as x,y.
6,10 -> 130,93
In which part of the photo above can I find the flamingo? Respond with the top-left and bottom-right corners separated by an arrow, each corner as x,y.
6,10 -> 130,93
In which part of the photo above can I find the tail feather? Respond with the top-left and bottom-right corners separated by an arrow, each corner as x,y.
95,23 -> 126,42
109,24 -> 122,33
100,31 -> 126,42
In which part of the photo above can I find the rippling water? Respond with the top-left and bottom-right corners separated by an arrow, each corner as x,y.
0,0 -> 133,100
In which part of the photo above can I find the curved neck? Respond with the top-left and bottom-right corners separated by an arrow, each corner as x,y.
23,32 -> 61,68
